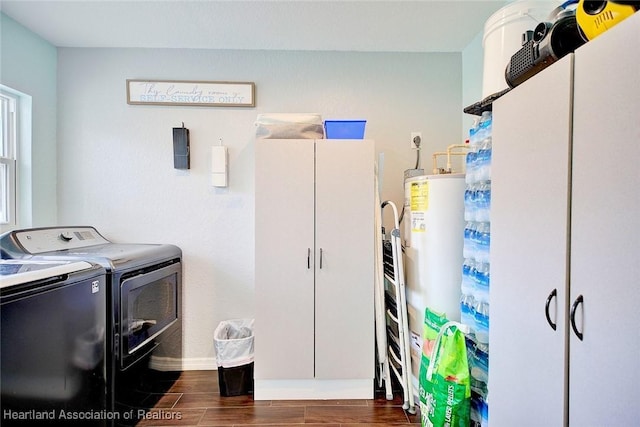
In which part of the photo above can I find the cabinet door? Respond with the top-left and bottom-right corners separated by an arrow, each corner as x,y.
490,55 -> 573,426
570,14 -> 640,425
314,139 -> 374,379
254,140 -> 315,379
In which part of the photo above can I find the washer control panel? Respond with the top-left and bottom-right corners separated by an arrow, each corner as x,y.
12,227 -> 110,254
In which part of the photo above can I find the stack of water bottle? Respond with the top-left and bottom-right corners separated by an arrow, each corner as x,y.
461,111 -> 492,427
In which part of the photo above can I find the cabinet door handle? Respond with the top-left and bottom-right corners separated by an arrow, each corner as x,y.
319,248 -> 323,269
545,288 -> 557,331
307,248 -> 311,269
570,295 -> 584,341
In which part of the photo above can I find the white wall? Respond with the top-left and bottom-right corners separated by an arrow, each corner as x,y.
0,13 -> 57,228
462,31 -> 485,142
56,47 -> 462,367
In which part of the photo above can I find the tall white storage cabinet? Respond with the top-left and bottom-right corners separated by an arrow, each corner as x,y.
490,55 -> 573,427
254,138 -> 375,400
490,13 -> 639,426
569,13 -> 640,426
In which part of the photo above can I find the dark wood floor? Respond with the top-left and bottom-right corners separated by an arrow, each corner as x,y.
120,370 -> 420,426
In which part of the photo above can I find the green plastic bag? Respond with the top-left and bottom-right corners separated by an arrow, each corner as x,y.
419,311 -> 471,427
418,309 -> 448,398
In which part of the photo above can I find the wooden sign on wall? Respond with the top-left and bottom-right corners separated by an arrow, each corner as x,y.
126,79 -> 255,107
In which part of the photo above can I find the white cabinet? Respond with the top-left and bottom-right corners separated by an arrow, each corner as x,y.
489,14 -> 639,426
490,53 -> 572,427
568,13 -> 640,426
254,138 -> 375,400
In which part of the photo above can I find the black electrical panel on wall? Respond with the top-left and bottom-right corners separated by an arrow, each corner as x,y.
173,125 -> 190,169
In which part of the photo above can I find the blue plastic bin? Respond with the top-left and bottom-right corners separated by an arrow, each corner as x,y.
324,120 -> 366,139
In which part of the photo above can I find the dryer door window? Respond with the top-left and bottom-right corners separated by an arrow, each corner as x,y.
120,262 -> 180,369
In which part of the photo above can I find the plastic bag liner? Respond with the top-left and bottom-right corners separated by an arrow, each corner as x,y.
214,318 -> 254,368
255,113 -> 324,139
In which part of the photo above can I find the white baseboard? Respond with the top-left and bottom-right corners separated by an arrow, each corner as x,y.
254,379 -> 373,400
150,356 -> 218,371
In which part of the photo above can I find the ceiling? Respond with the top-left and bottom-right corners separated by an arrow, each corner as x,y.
0,0 -> 527,52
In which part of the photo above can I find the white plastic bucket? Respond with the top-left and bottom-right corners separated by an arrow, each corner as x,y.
482,0 -> 556,98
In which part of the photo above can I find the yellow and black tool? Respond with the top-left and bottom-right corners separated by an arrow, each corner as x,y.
576,1 -> 639,40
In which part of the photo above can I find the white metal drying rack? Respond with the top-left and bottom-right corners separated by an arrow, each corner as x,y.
380,200 -> 415,414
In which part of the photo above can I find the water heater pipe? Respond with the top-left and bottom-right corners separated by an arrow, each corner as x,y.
432,151 -> 448,174
432,144 -> 469,174
446,144 -> 469,172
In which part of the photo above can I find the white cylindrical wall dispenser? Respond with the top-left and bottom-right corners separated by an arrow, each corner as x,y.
403,174 -> 465,386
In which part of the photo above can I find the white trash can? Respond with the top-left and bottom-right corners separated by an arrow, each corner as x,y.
213,319 -> 254,396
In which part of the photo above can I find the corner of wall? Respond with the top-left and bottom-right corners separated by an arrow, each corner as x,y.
461,31 -> 484,141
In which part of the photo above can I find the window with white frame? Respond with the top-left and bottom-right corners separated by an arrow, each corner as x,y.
1,90 -> 17,226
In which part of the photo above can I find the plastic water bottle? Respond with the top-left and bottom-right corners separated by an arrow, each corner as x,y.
477,137 -> 493,182
464,184 -> 475,221
470,395 -> 484,427
469,343 -> 489,387
481,181 -> 491,223
460,292 -> 476,329
471,182 -> 480,222
477,111 -> 493,141
472,257 -> 490,346
463,222 -> 472,258
465,150 -> 476,184
466,147 -> 478,185
466,121 -> 479,184
476,184 -> 485,222
474,300 -> 490,345
475,181 -> 491,222
474,261 -> 490,302
463,221 -> 477,259
470,222 -> 484,261
461,258 -> 476,294
476,222 -> 491,264
467,340 -> 489,427
480,397 -> 489,427
469,119 -> 479,145
468,339 -> 490,427
476,139 -> 487,182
